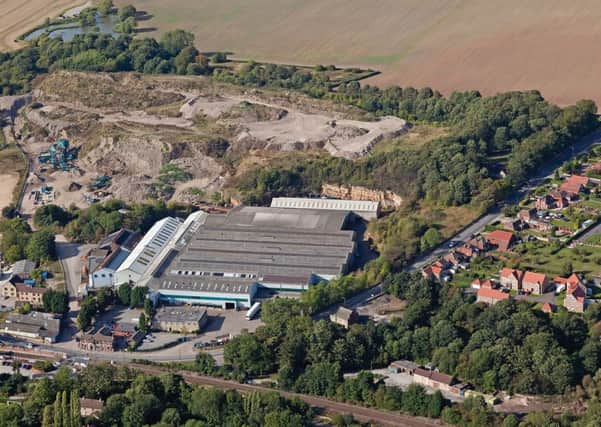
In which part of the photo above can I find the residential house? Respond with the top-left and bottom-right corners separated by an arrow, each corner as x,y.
522,271 -> 550,295
0,282 -> 48,307
80,398 -> 104,418
499,268 -> 523,291
502,218 -> 526,232
560,175 -> 589,196
564,275 -> 587,313
471,279 -> 494,290
330,306 -> 359,329
517,208 -> 537,223
422,261 -> 446,281
536,191 -> 572,210
476,287 -> 510,305
467,236 -> 489,252
486,230 -> 515,252
456,244 -> 476,259
550,190 -> 573,208
442,251 -> 465,268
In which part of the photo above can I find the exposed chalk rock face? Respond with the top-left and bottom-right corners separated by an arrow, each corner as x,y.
322,183 -> 403,209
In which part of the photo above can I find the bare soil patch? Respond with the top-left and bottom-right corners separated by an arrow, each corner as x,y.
0,174 -> 18,212
14,71 -> 409,209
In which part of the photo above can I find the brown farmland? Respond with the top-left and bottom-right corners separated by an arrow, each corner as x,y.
0,0 -> 85,51
117,0 -> 601,106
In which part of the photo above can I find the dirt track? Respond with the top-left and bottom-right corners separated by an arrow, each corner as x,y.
0,0 -> 84,51
129,363 -> 442,427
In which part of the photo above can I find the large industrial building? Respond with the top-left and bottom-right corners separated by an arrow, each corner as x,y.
140,205 -> 360,309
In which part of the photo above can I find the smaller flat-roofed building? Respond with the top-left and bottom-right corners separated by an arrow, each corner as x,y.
414,368 -> 456,393
11,259 -> 36,280
152,305 -> 208,333
270,197 -> 380,220
388,360 -> 419,375
329,306 -> 358,329
1,311 -> 60,343
151,277 -> 257,309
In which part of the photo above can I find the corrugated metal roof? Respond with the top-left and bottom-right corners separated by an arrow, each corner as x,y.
271,197 -> 379,213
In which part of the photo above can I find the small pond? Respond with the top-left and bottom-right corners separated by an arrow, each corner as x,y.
25,13 -> 119,42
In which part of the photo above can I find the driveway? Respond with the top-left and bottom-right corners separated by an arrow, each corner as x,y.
55,236 -> 94,299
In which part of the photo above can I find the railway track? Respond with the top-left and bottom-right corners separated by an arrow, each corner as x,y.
128,363 -> 442,427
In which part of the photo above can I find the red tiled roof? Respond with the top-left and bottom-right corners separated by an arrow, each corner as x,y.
567,282 -> 586,298
456,245 -> 474,257
569,175 -> 589,186
523,271 -> 547,285
487,230 -> 515,251
488,230 -> 514,242
477,287 -> 509,301
500,268 -> 522,280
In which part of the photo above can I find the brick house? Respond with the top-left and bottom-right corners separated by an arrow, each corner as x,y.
78,326 -> 115,352
563,275 -> 587,313
476,287 -> 510,305
517,208 -> 537,223
471,279 -> 494,289
560,175 -> 589,196
0,283 -> 48,307
486,230 -> 516,252
522,271 -> 550,295
499,268 -> 523,291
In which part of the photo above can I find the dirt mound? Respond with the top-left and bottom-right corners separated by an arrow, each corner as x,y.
219,101 -> 288,122
36,71 -> 185,110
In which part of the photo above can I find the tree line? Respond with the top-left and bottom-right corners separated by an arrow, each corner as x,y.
0,364 -> 315,427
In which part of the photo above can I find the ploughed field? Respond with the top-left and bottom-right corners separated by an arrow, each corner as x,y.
116,0 -> 601,106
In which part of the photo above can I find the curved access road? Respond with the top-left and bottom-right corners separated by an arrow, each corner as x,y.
128,363 -> 441,427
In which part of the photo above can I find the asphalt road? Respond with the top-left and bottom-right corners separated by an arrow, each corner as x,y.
129,363 -> 442,427
318,126 -> 601,316
55,237 -> 94,298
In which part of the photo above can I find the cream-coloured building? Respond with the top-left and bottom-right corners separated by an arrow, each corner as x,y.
0,282 -> 48,307
152,306 -> 208,333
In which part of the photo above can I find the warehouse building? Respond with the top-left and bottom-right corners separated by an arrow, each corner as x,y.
115,217 -> 183,285
145,206 -> 358,308
271,197 -> 380,220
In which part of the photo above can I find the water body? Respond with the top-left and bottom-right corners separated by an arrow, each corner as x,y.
25,13 -> 119,42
